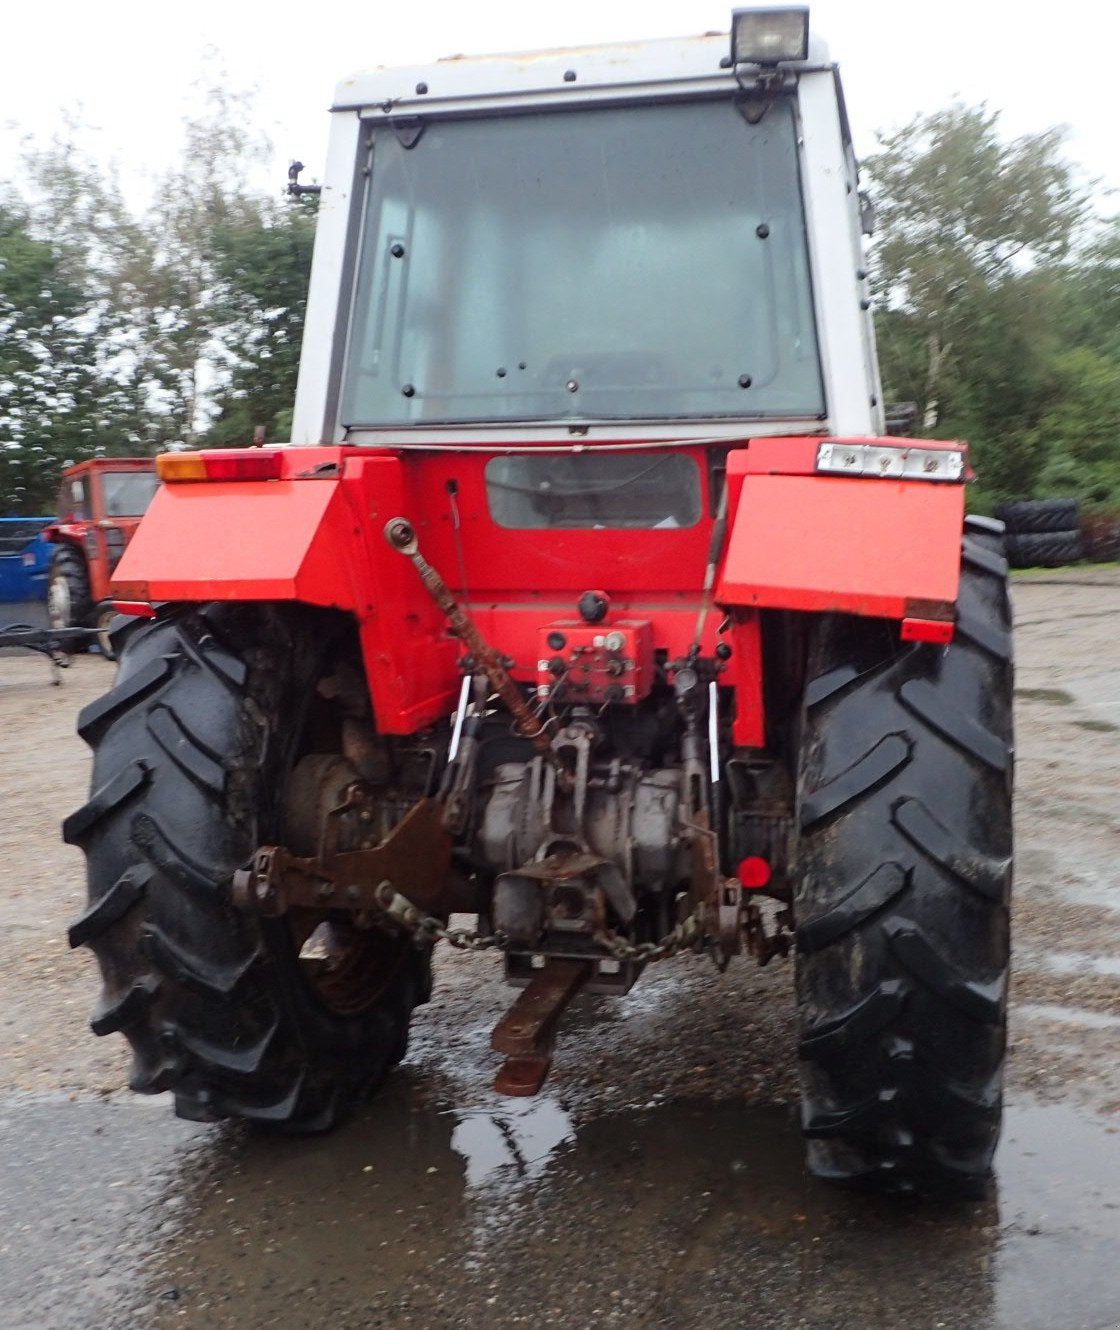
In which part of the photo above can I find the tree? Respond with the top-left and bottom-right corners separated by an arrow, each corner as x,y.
204,194 -> 318,444
139,82 -> 272,443
865,104 -> 1088,433
0,203 -> 139,513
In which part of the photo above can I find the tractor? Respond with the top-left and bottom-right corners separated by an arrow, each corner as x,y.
66,9 -> 1012,1197
45,458 -> 160,656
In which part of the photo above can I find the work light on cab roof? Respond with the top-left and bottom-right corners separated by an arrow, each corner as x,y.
69,5 -> 1015,1204
731,7 -> 810,64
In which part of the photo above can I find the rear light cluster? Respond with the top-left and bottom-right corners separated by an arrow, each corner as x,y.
816,442 -> 965,482
156,450 -> 283,483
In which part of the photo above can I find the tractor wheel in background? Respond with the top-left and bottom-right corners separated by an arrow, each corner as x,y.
794,514 -> 1013,1197
47,547 -> 92,631
65,603 -> 430,1130
1005,529 -> 1084,569
994,497 -> 1078,534
94,604 -> 120,660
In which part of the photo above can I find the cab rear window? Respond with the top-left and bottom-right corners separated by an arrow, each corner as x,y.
485,452 -> 701,530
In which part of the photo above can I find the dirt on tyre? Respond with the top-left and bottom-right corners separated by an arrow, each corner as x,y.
794,514 -> 1013,1197
1005,529 -> 1084,569
994,497 -> 1078,534
65,603 -> 430,1129
47,547 -> 92,630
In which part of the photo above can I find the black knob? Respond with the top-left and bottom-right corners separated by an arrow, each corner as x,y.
546,630 -> 567,650
577,590 -> 609,624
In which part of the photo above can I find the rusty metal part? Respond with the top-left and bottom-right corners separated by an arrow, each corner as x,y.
232,796 -> 454,921
491,958 -> 590,1096
494,844 -> 635,947
715,880 -> 744,967
384,517 -> 555,760
744,901 -> 794,966
340,717 -> 393,786
494,1053 -> 554,1097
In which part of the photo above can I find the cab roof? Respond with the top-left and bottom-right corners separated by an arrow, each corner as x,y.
332,30 -> 831,114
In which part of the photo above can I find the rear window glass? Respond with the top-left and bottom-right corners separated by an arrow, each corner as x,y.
485,452 -> 701,530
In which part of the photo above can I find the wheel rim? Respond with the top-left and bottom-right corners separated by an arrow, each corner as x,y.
282,754 -> 413,1019
294,915 -> 410,1017
47,573 -> 70,628
96,608 -> 116,658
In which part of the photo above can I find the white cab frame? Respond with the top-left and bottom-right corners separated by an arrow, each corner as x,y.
291,29 -> 883,446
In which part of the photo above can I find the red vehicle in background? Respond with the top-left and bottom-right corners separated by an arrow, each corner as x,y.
45,458 -> 160,655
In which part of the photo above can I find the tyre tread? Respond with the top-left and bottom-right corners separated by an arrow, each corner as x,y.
795,527 -> 1013,1196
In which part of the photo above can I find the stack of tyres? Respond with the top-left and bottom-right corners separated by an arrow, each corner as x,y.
994,498 -> 1083,568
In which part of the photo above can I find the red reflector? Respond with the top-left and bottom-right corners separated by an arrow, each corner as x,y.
738,856 -> 772,889
901,617 -> 955,644
111,601 -> 157,619
202,450 -> 283,482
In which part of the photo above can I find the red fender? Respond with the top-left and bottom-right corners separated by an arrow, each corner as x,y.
113,449 -> 460,733
716,438 -> 965,623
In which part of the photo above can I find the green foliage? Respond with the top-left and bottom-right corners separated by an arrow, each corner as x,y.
0,202 -> 150,513
866,101 -> 1110,503
0,85 -> 318,515
205,195 -> 318,444
1025,348 -> 1120,507
866,104 -> 1086,320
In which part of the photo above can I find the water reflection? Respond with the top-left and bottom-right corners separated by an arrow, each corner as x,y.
453,1097 -> 575,1188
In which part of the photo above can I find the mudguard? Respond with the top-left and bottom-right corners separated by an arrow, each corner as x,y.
715,438 -> 966,623
112,448 -> 460,734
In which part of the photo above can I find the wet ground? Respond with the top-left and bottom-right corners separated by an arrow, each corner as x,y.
2,1085 -> 1118,1330
1,571 -> 1119,1330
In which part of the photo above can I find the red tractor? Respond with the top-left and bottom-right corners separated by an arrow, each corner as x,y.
66,10 -> 1012,1197
45,458 -> 160,655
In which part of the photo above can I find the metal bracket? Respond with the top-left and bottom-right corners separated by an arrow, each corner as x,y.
231,796 -> 454,922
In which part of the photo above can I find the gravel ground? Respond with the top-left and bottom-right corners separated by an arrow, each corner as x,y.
0,571 -> 1118,1329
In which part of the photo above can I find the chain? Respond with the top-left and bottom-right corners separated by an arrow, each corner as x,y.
376,882 -> 707,960
374,883 -> 507,951
418,918 -> 508,952
597,905 -> 708,962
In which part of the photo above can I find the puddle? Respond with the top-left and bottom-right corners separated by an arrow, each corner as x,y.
1017,1002 -> 1120,1030
2,1085 -> 1119,1330
452,1097 -> 574,1187
1022,951 -> 1120,980
1065,672 -> 1120,727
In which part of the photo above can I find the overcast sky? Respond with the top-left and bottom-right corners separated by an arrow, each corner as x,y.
3,0 -> 1117,213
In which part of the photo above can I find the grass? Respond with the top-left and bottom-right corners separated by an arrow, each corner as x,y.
1011,561 -> 1120,578
1072,719 -> 1120,733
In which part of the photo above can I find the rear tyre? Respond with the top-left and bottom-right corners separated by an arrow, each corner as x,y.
794,516 -> 1013,1197
65,603 -> 429,1130
47,547 -> 92,630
